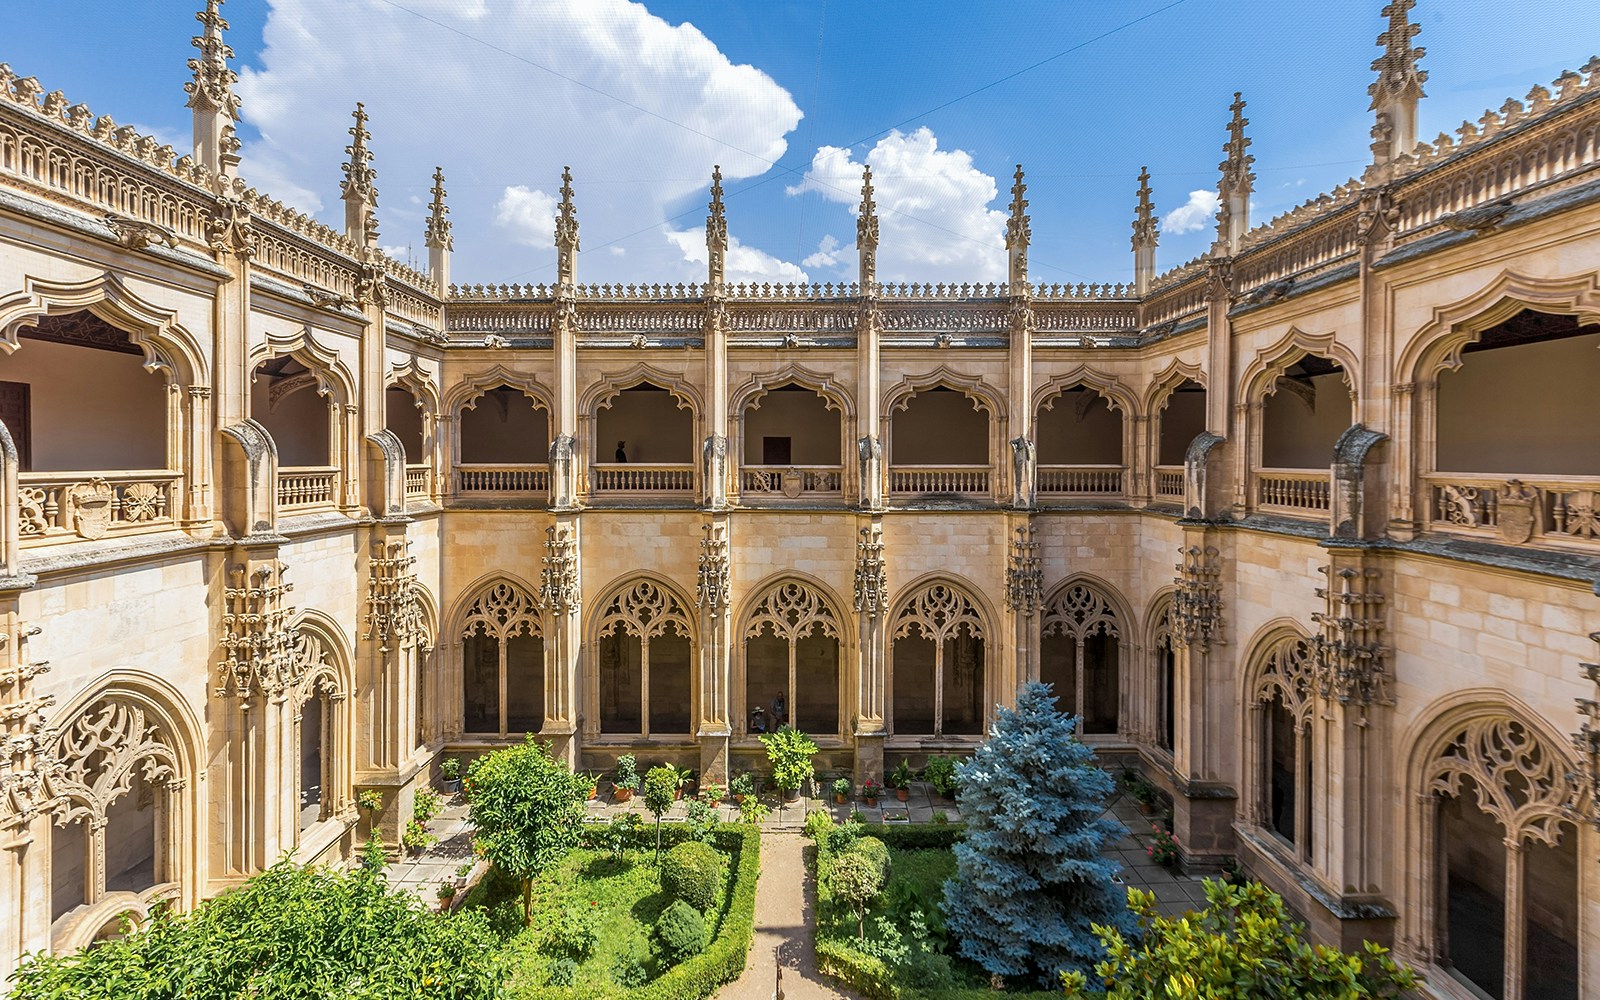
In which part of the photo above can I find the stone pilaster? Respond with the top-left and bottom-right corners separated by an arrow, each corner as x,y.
695,518 -> 732,782
539,521 -> 582,767
852,519 -> 887,784
1169,528 -> 1235,869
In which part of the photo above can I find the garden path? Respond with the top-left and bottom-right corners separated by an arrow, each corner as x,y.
719,832 -> 858,1000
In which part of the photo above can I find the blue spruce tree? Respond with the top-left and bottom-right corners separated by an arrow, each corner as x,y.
942,681 -> 1135,988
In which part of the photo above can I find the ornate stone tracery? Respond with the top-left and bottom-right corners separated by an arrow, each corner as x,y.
1041,583 -> 1120,643
539,526 -> 580,615
894,583 -> 985,644
696,522 -> 730,617
217,563 -> 300,700
744,582 -> 840,644
1004,525 -> 1043,616
1311,564 -> 1389,711
1251,633 -> 1317,727
853,525 -> 887,616
598,580 -> 691,641
363,538 -> 424,651
1567,631 -> 1600,836
461,581 -> 542,640
1171,544 -> 1223,652
1429,716 -> 1575,848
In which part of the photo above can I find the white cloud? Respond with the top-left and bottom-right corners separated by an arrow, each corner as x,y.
802,234 -> 846,270
235,0 -> 803,280
788,127 -> 1006,282
494,186 -> 558,247
1163,189 -> 1219,235
664,228 -> 808,284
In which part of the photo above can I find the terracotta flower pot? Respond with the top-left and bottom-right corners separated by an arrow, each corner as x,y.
707,798 -> 722,809
615,787 -> 633,802
835,794 -> 847,804
587,786 -> 598,801
1137,801 -> 1156,817
896,788 -> 909,802
782,788 -> 800,803
864,797 -> 878,808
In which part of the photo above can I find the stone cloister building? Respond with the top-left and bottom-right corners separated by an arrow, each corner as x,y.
0,2 -> 1597,996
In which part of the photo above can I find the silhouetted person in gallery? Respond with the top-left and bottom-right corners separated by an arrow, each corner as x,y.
616,441 -> 628,462
750,705 -> 768,734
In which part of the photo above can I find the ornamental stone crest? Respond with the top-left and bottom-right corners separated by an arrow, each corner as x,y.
362,538 -> 424,651
1003,525 -> 1042,616
539,525 -> 580,615
696,522 -> 731,617
853,524 -> 887,616
67,478 -> 114,540
1172,544 -> 1224,652
217,562 -> 300,699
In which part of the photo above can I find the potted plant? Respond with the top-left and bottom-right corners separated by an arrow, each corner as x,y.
832,777 -> 851,805
613,754 -> 639,802
701,781 -> 726,808
402,818 -> 436,857
1147,823 -> 1180,867
438,756 -> 462,794
861,779 -> 880,807
436,878 -> 457,908
456,861 -> 475,881
356,788 -> 383,813
671,764 -> 694,801
924,755 -> 959,799
582,770 -> 601,801
759,726 -> 818,803
730,772 -> 755,804
1129,776 -> 1159,816
414,788 -> 442,825
889,760 -> 914,802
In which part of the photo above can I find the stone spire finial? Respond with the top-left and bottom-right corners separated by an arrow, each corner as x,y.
857,165 -> 879,291
1132,166 -> 1159,296
706,165 -> 727,287
1368,0 -> 1427,162
341,103 -> 379,246
554,166 -> 579,286
184,0 -> 241,175
425,166 -> 452,289
1005,164 -> 1031,290
1215,92 -> 1255,255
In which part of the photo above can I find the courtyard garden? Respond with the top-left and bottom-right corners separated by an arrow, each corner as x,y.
9,686 -> 1421,999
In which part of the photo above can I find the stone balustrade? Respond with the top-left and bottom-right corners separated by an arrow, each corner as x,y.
17,470 -> 179,543
277,467 -> 338,511
591,463 -> 694,494
889,465 -> 990,497
454,464 -> 548,495
1254,468 -> 1332,515
1037,465 -> 1127,497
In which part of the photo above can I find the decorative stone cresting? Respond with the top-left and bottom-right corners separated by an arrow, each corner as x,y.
362,539 -> 424,653
1171,545 -> 1223,652
216,563 -> 300,700
1003,525 -> 1043,616
1312,565 -> 1389,713
852,524 -> 887,616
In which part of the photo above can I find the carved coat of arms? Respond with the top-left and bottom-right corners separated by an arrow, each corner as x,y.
68,479 -> 116,539
781,467 -> 803,499
1498,479 -> 1539,544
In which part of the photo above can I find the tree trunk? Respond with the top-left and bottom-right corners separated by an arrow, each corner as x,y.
655,817 -> 663,863
523,877 -> 533,927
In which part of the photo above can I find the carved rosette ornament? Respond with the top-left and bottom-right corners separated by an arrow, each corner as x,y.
538,525 -> 580,615
1567,632 -> 1600,836
1171,544 -> 1223,652
217,562 -> 301,699
1003,525 -> 1043,616
1311,565 -> 1390,713
0,622 -> 52,831
363,539 -> 423,652
853,524 -> 887,616
695,522 -> 731,617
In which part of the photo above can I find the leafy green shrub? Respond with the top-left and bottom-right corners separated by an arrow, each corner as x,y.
759,725 -> 818,795
684,798 -> 718,842
729,772 -> 756,799
661,840 -> 726,912
645,764 -> 680,860
1062,879 -> 1418,999
414,787 -> 442,823
9,860 -> 506,1000
612,947 -> 649,988
629,825 -> 759,999
654,899 -> 709,967
824,818 -> 863,855
738,796 -> 769,825
547,956 -> 579,987
547,898 -> 601,959
803,808 -> 835,842
849,835 -> 891,882
615,753 -> 640,792
889,759 -> 914,790
401,818 -> 435,853
439,755 -> 462,781
922,754 -> 958,796
829,851 -> 883,941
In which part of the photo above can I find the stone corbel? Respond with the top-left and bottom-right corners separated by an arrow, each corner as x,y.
218,419 -> 278,536
1182,431 -> 1228,521
103,214 -> 179,251
363,430 -> 408,518
1330,424 -> 1389,540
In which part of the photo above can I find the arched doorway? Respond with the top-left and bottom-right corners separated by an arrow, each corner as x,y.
890,582 -> 986,737
741,581 -> 843,738
1248,633 -> 1316,860
1039,583 -> 1122,735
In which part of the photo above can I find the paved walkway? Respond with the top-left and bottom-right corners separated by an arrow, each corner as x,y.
719,832 -> 857,1000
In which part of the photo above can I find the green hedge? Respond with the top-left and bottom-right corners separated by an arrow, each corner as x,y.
864,823 -> 966,850
626,824 -> 759,1000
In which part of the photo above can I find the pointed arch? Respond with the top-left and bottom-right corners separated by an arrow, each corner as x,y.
1396,269 -> 1600,382
889,577 -> 991,738
580,363 -> 702,415
1039,576 -> 1132,736
737,574 -> 848,739
454,575 -> 545,738
286,611 -> 355,831
587,574 -> 697,739
288,610 -> 354,705
1145,588 -> 1177,753
386,356 -> 442,416
1241,620 -> 1317,856
248,325 -> 357,405
443,364 -> 553,416
1032,366 -> 1140,418
1238,326 -> 1359,406
1144,357 -> 1209,415
882,366 -> 1003,416
730,363 -> 854,419
0,272 -> 207,388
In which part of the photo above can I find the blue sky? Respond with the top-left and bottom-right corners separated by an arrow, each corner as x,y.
8,1 -> 1596,286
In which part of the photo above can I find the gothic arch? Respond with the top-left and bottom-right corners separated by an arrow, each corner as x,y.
288,611 -> 353,706
1144,589 -> 1177,751
0,272 -> 207,388
285,612 -> 355,830
586,574 -> 698,739
457,576 -> 544,641
386,356 -> 442,417
1396,269 -> 1600,383
42,671 -> 204,947
1238,326 -> 1360,407
1144,357 -> 1209,415
882,366 -> 1004,417
736,574 -> 851,738
1039,576 -> 1132,736
1242,622 -> 1318,727
889,573 -> 999,642
442,364 -> 552,416
588,573 -> 697,646
1032,366 -> 1140,419
888,576 -> 992,738
730,363 -> 854,420
446,572 -> 543,639
1239,621 -> 1318,855
247,325 -> 358,406
1042,575 -> 1136,638
579,363 -> 702,416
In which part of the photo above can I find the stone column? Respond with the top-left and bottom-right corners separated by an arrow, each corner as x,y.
852,519 -> 887,784
1169,527 -> 1236,870
1004,519 -> 1042,698
695,518 -> 732,782
539,520 -> 581,767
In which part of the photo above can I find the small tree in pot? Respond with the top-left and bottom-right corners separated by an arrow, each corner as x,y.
889,759 -> 914,801
613,753 -> 639,802
759,726 -> 818,803
438,756 -> 462,794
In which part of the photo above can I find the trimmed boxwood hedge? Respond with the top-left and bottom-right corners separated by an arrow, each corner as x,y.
625,823 -> 759,1000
